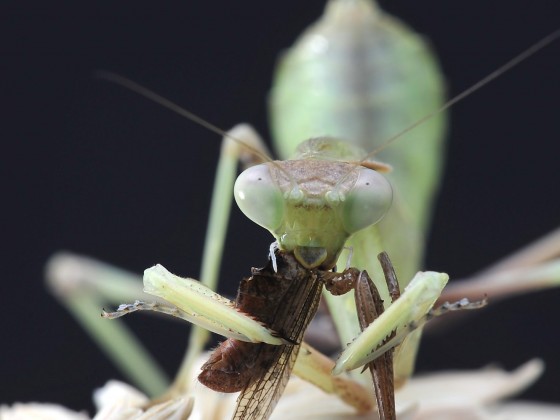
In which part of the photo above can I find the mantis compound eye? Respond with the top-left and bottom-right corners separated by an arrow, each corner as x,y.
234,163 -> 285,232
340,168 -> 392,234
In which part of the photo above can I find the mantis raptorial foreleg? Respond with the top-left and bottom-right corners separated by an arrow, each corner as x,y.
104,265 -> 284,345
103,245 -> 485,419
104,251 -> 492,420
99,256 -> 410,414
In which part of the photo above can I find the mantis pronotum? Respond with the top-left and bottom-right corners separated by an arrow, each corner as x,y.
17,0 -> 560,416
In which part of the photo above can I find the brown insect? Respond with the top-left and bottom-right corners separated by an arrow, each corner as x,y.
198,251 -> 323,419
198,250 -> 400,420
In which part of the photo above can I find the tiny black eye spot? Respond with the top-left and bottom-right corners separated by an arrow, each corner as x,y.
258,177 -> 262,181
365,182 -> 370,186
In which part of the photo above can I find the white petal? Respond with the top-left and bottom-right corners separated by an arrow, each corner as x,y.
490,402 -> 560,419
93,380 -> 148,412
397,359 -> 544,418
0,403 -> 89,420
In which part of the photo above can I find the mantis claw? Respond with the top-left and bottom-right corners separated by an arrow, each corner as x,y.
359,296 -> 489,369
333,270 -> 449,374
334,265 -> 487,377
104,264 -> 284,345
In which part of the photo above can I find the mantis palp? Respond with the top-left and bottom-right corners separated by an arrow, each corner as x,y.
43,0 -> 560,416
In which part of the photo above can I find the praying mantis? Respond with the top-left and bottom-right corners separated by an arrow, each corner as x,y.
42,0 -> 560,416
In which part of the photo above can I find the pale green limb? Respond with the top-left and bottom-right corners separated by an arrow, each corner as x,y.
365,298 -> 487,367
333,270 -> 449,375
293,343 -> 375,414
139,265 -> 283,345
45,252 -> 169,397
441,226 -> 560,303
480,226 -> 560,274
102,299 -> 280,345
441,259 -> 560,303
170,124 -> 271,394
198,124 -> 271,293
101,262 -> 379,412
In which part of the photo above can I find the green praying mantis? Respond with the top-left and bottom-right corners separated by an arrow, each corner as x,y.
45,0 -> 560,418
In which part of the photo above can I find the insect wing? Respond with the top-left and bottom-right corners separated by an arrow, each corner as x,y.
233,343 -> 299,420
232,252 -> 324,419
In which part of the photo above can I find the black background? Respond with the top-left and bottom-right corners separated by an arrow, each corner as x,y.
2,0 -> 560,414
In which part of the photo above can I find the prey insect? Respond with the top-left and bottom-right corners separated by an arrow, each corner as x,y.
104,236 -> 477,420
104,247 -> 431,420
106,251 -> 328,418
197,250 -> 400,419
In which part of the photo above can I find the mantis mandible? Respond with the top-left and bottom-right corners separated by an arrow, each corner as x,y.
45,0 -> 560,418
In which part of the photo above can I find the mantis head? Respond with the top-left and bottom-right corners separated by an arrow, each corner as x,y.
234,138 -> 392,270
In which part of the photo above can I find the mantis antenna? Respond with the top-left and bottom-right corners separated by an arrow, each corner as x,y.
360,29 -> 560,163
94,70 -> 304,194
94,70 -> 274,164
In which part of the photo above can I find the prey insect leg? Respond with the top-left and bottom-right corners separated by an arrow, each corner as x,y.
324,252 -> 400,420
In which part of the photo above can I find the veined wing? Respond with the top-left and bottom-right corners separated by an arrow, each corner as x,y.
233,343 -> 300,420
233,252 -> 324,420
